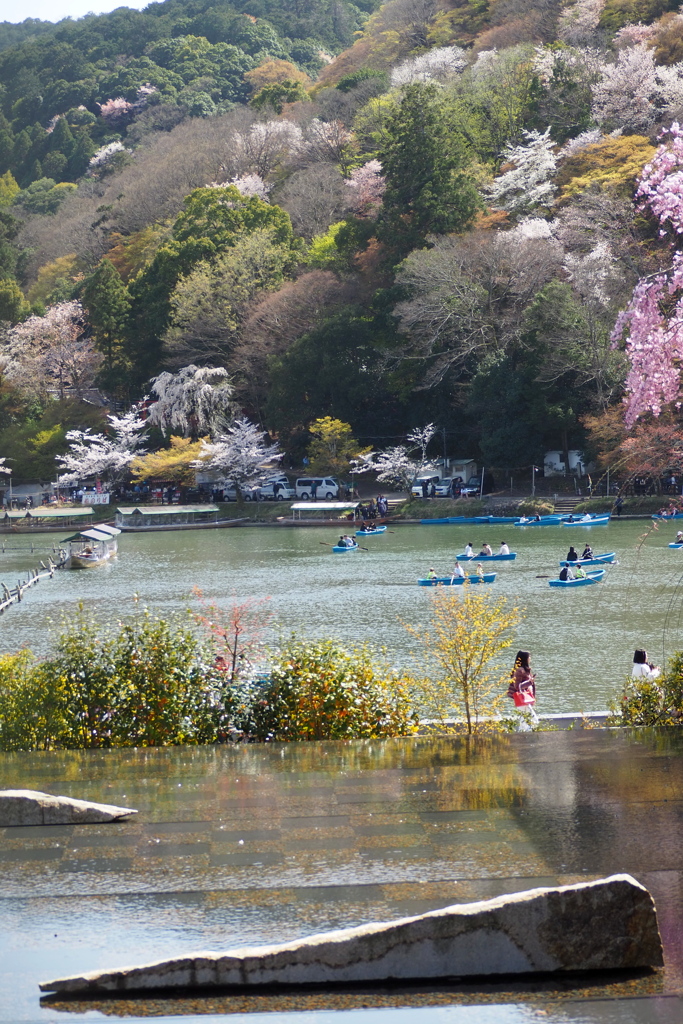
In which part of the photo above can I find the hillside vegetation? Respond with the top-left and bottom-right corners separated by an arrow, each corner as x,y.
1,0 -> 683,483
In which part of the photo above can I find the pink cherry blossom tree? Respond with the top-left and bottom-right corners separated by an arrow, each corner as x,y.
345,160 -> 386,217
612,123 -> 683,424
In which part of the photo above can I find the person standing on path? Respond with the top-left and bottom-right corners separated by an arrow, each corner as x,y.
507,650 -> 538,729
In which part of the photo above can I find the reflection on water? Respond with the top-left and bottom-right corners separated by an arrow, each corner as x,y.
1,731 -> 683,1020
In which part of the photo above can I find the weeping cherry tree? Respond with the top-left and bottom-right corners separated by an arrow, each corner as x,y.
146,365 -> 234,439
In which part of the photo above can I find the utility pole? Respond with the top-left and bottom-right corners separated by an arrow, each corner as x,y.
531,465 -> 535,497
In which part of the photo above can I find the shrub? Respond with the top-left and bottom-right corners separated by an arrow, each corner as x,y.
610,652 -> 683,726
250,638 -> 418,741
517,498 -> 555,515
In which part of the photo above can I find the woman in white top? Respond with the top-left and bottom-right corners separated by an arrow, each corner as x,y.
632,649 -> 661,680
499,541 -> 510,555
464,542 -> 474,558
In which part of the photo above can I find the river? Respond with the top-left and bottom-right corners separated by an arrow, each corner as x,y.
0,519 -> 680,714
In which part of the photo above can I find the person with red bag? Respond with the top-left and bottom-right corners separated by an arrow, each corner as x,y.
507,650 -> 538,728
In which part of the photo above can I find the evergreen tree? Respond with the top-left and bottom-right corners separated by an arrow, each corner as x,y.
82,259 -> 131,388
378,83 -> 481,254
0,278 -> 29,324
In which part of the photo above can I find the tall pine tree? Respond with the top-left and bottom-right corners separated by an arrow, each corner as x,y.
379,83 -> 480,255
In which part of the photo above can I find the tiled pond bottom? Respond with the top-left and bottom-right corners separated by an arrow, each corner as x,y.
3,731 -> 683,1023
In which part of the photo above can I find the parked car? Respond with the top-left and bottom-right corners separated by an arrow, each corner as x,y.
295,477 -> 339,499
253,480 -> 295,501
460,476 -> 484,497
411,474 -> 441,497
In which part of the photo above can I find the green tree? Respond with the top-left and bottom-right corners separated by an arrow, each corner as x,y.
81,258 -> 131,387
379,83 -> 481,253
306,416 -> 370,475
0,171 -> 19,206
250,79 -> 309,113
0,278 -> 30,323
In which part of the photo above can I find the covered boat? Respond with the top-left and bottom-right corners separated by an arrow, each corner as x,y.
355,526 -> 387,536
549,569 -> 606,587
64,525 -> 120,569
559,552 -> 616,566
115,505 -> 242,531
456,552 -> 516,561
418,572 -> 497,586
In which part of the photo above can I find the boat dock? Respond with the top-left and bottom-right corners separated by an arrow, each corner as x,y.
0,553 -> 67,614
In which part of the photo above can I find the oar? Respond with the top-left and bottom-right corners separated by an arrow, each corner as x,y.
319,541 -> 369,552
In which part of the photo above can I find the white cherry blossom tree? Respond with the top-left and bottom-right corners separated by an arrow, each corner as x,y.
487,128 -> 557,214
390,45 -> 468,87
193,417 -> 282,497
56,410 -> 147,486
351,424 -> 438,490
146,365 -> 234,438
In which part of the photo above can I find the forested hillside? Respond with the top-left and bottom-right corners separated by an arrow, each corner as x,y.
1,0 -> 683,481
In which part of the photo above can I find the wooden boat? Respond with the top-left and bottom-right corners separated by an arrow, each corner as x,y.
355,526 -> 387,536
456,552 -> 516,561
418,572 -> 497,586
561,514 -> 611,526
333,543 -> 359,552
549,569 -> 606,588
559,552 -> 616,567
64,526 -> 120,569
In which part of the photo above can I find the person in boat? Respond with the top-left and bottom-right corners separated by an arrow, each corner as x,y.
479,542 -> 493,556
452,560 -> 465,579
363,522 -> 376,532
428,567 -> 438,581
581,544 -> 594,560
566,546 -> 579,562
475,562 -> 485,579
632,649 -> 661,680
344,535 -> 357,547
559,565 -> 575,581
574,564 -> 587,579
499,541 -> 510,555
676,530 -> 683,544
533,515 -> 541,522
464,542 -> 474,558
581,513 -> 592,521
506,650 -> 538,728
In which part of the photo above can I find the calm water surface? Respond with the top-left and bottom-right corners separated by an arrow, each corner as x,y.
0,519 -> 681,714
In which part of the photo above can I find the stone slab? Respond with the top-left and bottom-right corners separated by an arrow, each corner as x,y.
0,790 -> 137,827
40,874 -> 662,995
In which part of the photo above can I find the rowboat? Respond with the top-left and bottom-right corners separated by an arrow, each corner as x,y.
669,542 -> 683,548
653,512 -> 683,520
514,515 -> 564,526
549,569 -> 606,588
559,552 -> 615,567
64,525 -> 120,569
355,526 -> 387,536
561,515 -> 610,526
418,573 -> 497,586
456,552 -> 516,561
333,543 -> 359,552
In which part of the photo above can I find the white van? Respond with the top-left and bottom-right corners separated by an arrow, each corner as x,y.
295,477 -> 339,499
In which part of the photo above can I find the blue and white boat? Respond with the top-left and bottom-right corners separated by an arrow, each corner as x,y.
559,552 -> 615,567
456,552 -> 516,561
549,569 -> 606,588
418,572 -> 497,586
514,515 -> 565,526
561,514 -> 610,526
333,543 -> 359,553
355,526 -> 387,536
669,542 -> 683,548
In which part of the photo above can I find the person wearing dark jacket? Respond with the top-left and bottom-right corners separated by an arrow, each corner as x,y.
566,546 -> 579,562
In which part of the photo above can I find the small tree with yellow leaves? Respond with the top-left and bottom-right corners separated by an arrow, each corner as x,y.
406,582 -> 523,734
306,416 -> 371,477
130,436 -> 208,486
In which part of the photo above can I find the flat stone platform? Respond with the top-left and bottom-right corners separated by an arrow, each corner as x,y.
3,730 -> 683,1022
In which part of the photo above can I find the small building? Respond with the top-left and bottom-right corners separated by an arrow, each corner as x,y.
544,451 -> 589,476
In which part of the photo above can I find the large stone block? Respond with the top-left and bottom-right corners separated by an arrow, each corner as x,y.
0,790 -> 137,827
40,874 -> 662,996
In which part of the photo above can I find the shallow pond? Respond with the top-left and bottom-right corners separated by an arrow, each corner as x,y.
0,519 -> 681,714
